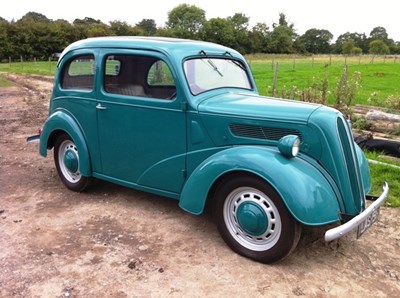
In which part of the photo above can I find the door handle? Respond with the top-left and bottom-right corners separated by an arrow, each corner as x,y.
96,103 -> 107,110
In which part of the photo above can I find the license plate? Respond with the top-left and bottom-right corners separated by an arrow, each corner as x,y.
356,207 -> 380,238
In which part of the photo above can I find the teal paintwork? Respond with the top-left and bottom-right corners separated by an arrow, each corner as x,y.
237,202 -> 268,236
64,149 -> 79,172
40,110 -> 91,176
179,146 -> 340,226
39,36 -> 373,228
196,92 -> 320,122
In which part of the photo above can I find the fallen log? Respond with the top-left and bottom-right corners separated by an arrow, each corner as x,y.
366,110 -> 400,122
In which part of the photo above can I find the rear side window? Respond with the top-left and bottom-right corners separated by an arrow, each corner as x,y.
61,54 -> 95,90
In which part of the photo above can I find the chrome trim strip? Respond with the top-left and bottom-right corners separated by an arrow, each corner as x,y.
325,182 -> 389,242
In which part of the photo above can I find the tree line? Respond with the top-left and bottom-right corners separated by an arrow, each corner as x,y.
1,4 -> 399,61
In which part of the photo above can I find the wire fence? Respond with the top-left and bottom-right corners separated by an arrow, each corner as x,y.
246,54 -> 400,70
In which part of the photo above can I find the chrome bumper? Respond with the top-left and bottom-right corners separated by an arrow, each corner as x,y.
325,182 -> 389,242
27,134 -> 40,143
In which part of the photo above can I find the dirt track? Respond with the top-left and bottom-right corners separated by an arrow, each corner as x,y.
1,74 -> 400,297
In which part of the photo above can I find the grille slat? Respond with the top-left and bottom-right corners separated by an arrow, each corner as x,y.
337,117 -> 364,210
230,123 -> 302,141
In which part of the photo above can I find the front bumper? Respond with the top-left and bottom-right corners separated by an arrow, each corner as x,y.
325,182 -> 389,241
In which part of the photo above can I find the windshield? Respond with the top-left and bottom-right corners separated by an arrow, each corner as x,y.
183,58 -> 252,95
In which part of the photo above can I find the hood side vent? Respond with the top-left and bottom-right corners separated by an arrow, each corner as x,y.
229,123 -> 302,141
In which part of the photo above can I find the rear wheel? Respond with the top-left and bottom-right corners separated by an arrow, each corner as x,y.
54,133 -> 90,192
213,175 -> 301,263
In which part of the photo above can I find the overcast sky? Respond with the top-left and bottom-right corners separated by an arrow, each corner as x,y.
2,0 -> 399,41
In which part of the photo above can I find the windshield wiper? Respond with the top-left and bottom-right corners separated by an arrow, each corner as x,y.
199,50 -> 223,77
224,51 -> 247,71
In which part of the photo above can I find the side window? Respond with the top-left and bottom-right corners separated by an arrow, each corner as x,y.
61,54 -> 95,90
103,54 -> 176,100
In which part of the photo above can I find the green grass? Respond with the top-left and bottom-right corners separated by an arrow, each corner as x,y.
0,74 -> 14,87
0,60 -> 57,76
246,54 -> 400,107
364,151 -> 400,207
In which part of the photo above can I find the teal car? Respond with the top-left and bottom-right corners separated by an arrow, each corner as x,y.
34,36 -> 388,263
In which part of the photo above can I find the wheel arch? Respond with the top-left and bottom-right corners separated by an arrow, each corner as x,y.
179,146 -> 340,226
39,110 -> 91,176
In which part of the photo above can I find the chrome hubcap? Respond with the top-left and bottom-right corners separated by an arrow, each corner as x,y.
223,187 -> 282,251
58,140 -> 81,183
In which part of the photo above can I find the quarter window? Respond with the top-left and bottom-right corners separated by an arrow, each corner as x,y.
61,54 -> 95,90
147,61 -> 175,86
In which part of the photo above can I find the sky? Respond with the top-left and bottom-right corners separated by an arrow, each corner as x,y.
2,0 -> 399,42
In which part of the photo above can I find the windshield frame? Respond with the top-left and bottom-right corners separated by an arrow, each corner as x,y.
183,57 -> 253,96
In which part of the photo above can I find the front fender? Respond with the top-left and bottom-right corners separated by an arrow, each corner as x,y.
39,110 -> 91,176
179,146 -> 340,226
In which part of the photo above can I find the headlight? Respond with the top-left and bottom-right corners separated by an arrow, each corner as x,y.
278,135 -> 300,158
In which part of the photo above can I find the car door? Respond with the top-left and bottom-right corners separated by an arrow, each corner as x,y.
95,50 -> 186,194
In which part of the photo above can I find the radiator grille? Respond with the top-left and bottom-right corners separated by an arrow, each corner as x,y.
337,117 -> 364,210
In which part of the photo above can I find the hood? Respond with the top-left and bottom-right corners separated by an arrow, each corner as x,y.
197,92 -> 322,124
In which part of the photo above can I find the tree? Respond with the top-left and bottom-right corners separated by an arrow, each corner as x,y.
109,21 -> 137,36
20,12 -> 50,23
136,19 -> 157,36
87,23 -> 111,37
49,19 -> 77,53
298,28 -> 333,54
341,38 -> 362,55
369,26 -> 389,42
369,39 -> 390,55
166,4 -> 206,39
267,14 -> 296,54
73,17 -> 105,39
335,32 -> 367,54
200,18 -> 235,47
228,13 -> 251,54
248,22 -> 270,53
0,18 -> 12,60
73,17 -> 102,26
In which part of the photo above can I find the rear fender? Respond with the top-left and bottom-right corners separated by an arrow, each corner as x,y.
39,110 -> 91,176
179,146 -> 340,225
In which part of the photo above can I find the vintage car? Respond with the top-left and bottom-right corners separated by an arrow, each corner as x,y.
30,36 -> 388,263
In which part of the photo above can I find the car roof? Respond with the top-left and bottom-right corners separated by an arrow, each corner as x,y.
58,36 -> 241,62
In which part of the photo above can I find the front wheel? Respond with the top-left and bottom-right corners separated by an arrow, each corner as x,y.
54,133 -> 90,192
213,175 -> 301,263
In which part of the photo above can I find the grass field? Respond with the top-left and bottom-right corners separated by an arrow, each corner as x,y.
247,54 -> 400,107
1,55 -> 400,107
0,60 -> 58,76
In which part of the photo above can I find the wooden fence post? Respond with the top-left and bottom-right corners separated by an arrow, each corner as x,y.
292,55 -> 296,70
272,62 -> 279,97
